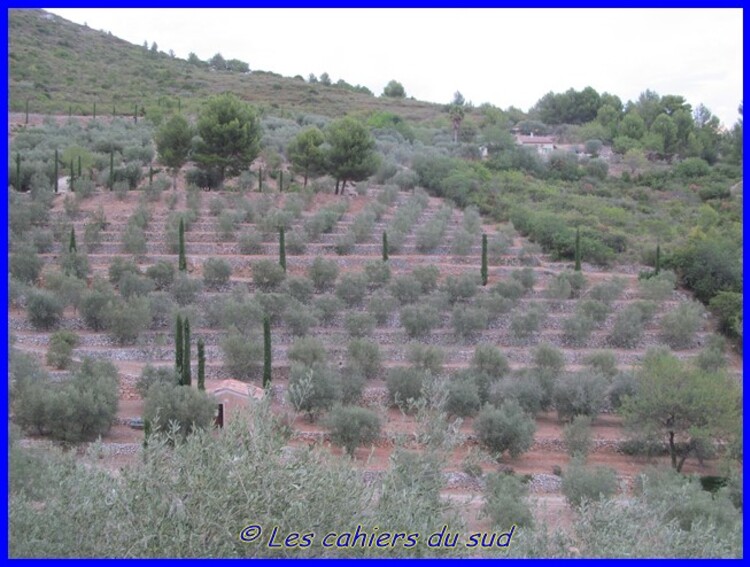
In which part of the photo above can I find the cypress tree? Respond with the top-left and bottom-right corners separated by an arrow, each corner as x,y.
279,227 -> 286,272
109,150 -> 114,190
77,155 -> 82,178
149,165 -> 153,186
382,231 -> 389,262
54,149 -> 59,193
69,227 -> 77,253
183,317 -> 191,387
655,244 -> 661,275
69,158 -> 75,192
263,315 -> 272,388
143,419 -> 151,449
24,99 -> 29,125
258,167 -> 263,192
574,227 -> 582,272
134,104 -> 138,124
178,217 -> 187,271
175,314 -> 183,378
68,105 -> 72,119
15,152 -> 21,191
481,233 -> 488,286
178,97 -> 181,112
93,102 -> 96,121
279,170 -> 284,192
197,338 -> 205,391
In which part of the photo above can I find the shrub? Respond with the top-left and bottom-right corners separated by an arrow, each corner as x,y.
351,210 -> 376,243
451,305 -> 488,340
105,297 -> 151,344
221,332 -> 263,379
450,229 -> 474,256
238,230 -> 264,255
171,273 -> 203,306
482,472 -> 534,529
283,303 -> 319,337
406,343 -> 444,375
487,234 -> 510,263
284,276 -> 314,304
288,336 -> 327,367
476,293 -> 515,322
563,415 -> 593,459
347,339 -> 382,380
344,312 -> 376,338
26,289 -> 63,330
563,314 -> 594,347
255,292 -> 289,323
80,280 -> 117,331
46,330 -> 79,370
510,267 -> 536,291
136,364 -> 180,397
285,228 -> 308,255
400,304 -> 440,339
400,269 -> 435,298
608,372 -> 637,410
544,274 -> 573,301
146,261 -> 175,291
314,294 -> 343,326
308,256 -> 339,292
471,344 -> 509,379
638,270 -> 676,301
363,260 -> 391,288
443,273 -> 479,304
509,306 -> 543,341
334,231 -> 356,255
609,306 -> 646,348
287,363 -> 339,421
203,258 -> 232,287
491,279 -> 526,300
659,301 -> 705,349
216,211 -> 238,241
252,260 -> 286,292
108,257 -> 141,285
335,272 -> 367,307
489,374 -> 544,416
387,367 -> 425,406
553,371 -> 609,421
118,272 -> 155,299
143,382 -> 216,439
389,275 -> 425,307
474,400 -> 536,459
709,291 -> 742,341
445,377 -> 481,417
60,250 -> 89,280
327,406 -> 381,457
533,343 -> 565,374
340,371 -> 366,405
122,225 -> 147,255
695,336 -> 727,373
367,290 -> 398,326
562,459 -> 618,508
577,299 -> 611,324
583,351 -> 619,378
10,244 -> 42,284
148,292 -> 177,329
588,277 -> 626,304
13,357 -> 119,442
43,272 -> 85,311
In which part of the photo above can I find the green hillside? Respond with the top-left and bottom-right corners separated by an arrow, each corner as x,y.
9,9 -> 441,122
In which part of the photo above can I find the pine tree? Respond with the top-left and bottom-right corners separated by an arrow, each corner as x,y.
279,227 -> 286,272
382,231 -> 389,262
197,338 -> 206,391
175,314 -> 183,378
178,217 -> 187,272
183,317 -> 191,387
655,243 -> 661,275
69,227 -> 77,253
263,315 -> 272,388
481,233 -> 488,286
574,227 -> 582,272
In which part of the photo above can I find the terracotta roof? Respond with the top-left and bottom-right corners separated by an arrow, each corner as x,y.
205,379 -> 265,400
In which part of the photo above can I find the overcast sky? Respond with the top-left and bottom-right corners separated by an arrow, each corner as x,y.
44,8 -> 743,128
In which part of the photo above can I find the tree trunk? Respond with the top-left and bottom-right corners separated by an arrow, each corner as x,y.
668,431 -> 677,470
303,172 -> 308,188
334,179 -> 340,195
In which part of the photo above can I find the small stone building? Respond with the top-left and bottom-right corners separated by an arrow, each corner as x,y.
204,379 -> 265,428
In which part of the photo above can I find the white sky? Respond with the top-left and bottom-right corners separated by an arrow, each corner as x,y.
44,8 -> 743,127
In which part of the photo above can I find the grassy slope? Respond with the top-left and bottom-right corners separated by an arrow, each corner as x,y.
9,9 -> 441,123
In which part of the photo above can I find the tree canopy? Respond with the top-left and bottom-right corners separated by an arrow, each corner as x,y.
324,117 -> 379,194
155,114 -> 194,188
287,126 -> 326,187
193,93 -> 261,183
